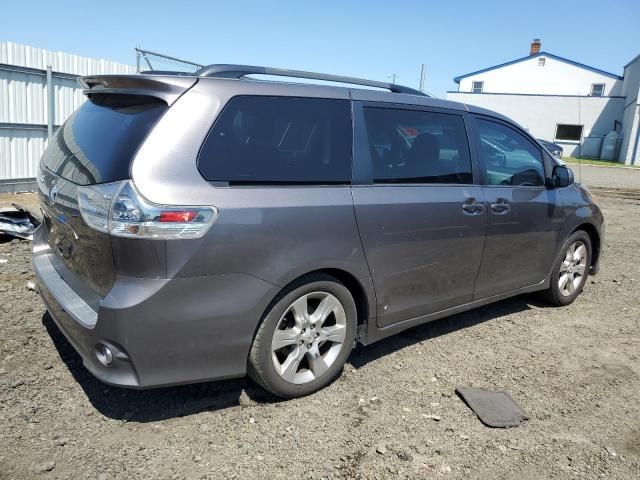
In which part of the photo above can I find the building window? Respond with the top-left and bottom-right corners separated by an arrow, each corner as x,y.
538,58 -> 546,67
555,124 -> 583,142
591,84 -> 605,97
472,81 -> 483,93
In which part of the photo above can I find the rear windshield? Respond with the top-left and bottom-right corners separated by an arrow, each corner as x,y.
42,94 -> 167,185
198,96 -> 352,185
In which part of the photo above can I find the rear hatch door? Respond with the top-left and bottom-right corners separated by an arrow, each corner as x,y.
38,91 -> 170,296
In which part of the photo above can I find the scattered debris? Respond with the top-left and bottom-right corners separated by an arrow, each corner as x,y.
0,204 -> 41,241
422,414 -> 442,421
26,281 -> 36,291
55,438 -> 69,447
31,461 -> 56,474
455,386 -> 529,428
376,444 -> 387,455
396,449 -> 412,461
605,446 -> 617,457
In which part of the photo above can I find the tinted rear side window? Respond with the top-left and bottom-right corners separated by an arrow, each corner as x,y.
363,107 -> 472,184
43,94 -> 167,185
198,96 -> 352,185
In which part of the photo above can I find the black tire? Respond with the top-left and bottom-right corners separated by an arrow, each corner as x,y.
542,230 -> 592,306
248,273 -> 357,398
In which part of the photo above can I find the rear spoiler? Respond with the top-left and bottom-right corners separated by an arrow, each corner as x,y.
78,74 -> 198,105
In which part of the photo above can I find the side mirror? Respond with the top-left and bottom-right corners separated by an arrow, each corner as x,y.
550,165 -> 574,188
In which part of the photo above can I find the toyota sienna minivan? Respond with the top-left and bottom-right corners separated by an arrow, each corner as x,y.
34,65 -> 604,398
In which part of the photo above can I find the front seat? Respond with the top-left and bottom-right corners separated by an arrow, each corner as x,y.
403,133 -> 440,180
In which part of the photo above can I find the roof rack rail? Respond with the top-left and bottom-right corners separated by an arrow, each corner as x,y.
195,64 -> 428,96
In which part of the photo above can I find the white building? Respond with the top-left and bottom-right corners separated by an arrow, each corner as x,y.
0,42 -> 136,192
447,40 -> 640,165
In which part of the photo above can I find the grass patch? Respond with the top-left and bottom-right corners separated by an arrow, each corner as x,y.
562,157 -> 637,168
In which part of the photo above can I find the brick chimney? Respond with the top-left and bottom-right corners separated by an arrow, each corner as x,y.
530,38 -> 541,55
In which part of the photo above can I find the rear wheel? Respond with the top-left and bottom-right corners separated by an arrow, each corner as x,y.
248,274 -> 357,398
542,231 -> 592,306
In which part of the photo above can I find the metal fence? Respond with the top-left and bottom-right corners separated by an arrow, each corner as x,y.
0,42 -> 136,192
135,47 -> 202,74
0,44 -> 204,192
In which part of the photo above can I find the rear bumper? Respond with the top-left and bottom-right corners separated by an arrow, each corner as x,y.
33,225 -> 279,388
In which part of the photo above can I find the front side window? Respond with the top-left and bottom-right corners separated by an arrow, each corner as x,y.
555,124 -> 583,142
477,119 -> 545,187
591,84 -> 605,97
472,81 -> 484,93
363,107 -> 472,184
198,96 -> 352,185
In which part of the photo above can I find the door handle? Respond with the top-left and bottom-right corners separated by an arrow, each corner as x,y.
490,198 -> 510,214
462,198 -> 484,215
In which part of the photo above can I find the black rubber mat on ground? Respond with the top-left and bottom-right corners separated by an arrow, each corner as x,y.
455,386 -> 529,428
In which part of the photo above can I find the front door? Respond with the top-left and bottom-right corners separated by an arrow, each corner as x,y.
472,117 -> 563,299
352,103 -> 487,328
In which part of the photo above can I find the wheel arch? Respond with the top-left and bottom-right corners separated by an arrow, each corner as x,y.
249,268 -> 374,350
571,223 -> 600,272
317,268 -> 370,327
276,268 -> 371,327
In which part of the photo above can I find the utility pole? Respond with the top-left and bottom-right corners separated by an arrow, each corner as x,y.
419,64 -> 426,92
46,65 -> 54,142
389,73 -> 398,84
135,45 -> 141,73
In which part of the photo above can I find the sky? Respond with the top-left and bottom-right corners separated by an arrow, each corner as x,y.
3,0 -> 640,96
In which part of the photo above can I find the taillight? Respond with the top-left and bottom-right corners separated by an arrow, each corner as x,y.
77,181 -> 217,239
159,211 -> 198,222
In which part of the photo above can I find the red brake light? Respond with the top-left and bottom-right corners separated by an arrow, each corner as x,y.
159,211 -> 198,222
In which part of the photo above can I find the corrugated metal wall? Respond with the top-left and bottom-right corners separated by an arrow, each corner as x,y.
0,129 -> 47,179
0,42 -> 136,190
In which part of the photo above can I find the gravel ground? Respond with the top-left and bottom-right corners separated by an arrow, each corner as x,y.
568,163 -> 640,190
1,191 -> 639,479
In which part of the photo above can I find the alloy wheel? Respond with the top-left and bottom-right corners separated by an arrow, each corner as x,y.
271,292 -> 347,384
558,240 -> 587,297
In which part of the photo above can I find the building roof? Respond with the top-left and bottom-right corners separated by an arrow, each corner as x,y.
623,52 -> 640,69
453,51 -> 623,84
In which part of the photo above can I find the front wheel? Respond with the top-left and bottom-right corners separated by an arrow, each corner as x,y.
542,231 -> 592,306
248,274 -> 357,398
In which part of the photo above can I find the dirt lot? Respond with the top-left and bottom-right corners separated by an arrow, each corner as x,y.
1,189 -> 639,479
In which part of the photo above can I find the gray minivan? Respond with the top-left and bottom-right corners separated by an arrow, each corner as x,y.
33,65 -> 604,398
